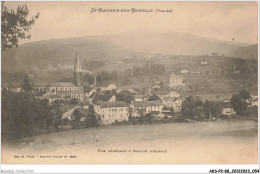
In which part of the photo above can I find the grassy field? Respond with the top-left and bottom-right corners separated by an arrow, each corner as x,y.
2,118 -> 258,164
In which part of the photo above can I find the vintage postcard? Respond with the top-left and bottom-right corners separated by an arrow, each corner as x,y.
1,1 -> 258,167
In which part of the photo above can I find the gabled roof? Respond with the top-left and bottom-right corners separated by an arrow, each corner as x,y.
93,94 -> 114,104
132,101 -> 163,107
125,88 -> 138,94
84,87 -> 94,93
74,108 -> 91,116
100,101 -> 128,108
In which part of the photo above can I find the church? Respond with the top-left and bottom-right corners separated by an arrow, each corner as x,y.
34,52 -> 85,101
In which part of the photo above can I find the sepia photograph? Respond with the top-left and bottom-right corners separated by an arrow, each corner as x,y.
1,0 -> 259,169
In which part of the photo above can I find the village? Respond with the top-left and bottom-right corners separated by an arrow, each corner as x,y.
26,52 -> 258,130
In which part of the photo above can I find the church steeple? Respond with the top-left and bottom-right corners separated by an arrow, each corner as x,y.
74,51 -> 81,72
73,52 -> 83,86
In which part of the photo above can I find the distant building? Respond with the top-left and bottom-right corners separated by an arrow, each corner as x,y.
133,95 -> 143,102
200,61 -> 208,65
84,87 -> 96,98
220,102 -> 236,116
169,73 -> 183,87
162,97 -> 185,112
131,101 -> 163,117
92,94 -> 116,104
108,84 -> 117,90
9,88 -> 22,93
169,91 -> 180,98
251,98 -> 258,107
180,69 -> 189,74
94,101 -> 129,125
33,52 -> 85,101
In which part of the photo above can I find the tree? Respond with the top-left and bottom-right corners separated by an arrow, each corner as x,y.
239,90 -> 251,101
88,105 -> 98,127
1,2 -> 39,50
148,94 -> 160,101
203,100 -> 212,118
181,95 -> 195,118
2,90 -> 54,141
169,106 -> 175,117
116,90 -> 134,103
21,75 -> 33,92
230,95 -> 247,115
70,98 -> 78,105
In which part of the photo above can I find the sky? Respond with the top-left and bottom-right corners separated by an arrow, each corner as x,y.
5,1 -> 258,44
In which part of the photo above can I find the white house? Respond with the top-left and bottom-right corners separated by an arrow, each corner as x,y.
180,69 -> 189,74
200,61 -> 208,65
108,84 -> 117,90
94,101 -> 129,125
251,98 -> 258,107
169,73 -> 183,87
220,103 -> 236,116
131,101 -> 163,117
169,91 -> 180,98
163,97 -> 184,112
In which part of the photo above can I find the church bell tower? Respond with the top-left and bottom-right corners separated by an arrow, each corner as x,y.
73,52 -> 83,86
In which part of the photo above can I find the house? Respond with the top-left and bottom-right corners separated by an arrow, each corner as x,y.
169,91 -> 180,98
200,61 -> 208,65
150,111 -> 165,119
108,84 -> 117,90
62,106 -> 81,120
131,101 -> 163,117
223,98 -> 230,103
180,69 -> 189,74
133,95 -> 143,102
9,88 -> 22,93
220,102 -> 236,116
251,98 -> 258,107
94,101 -> 129,125
125,88 -> 138,95
153,85 -> 161,90
48,82 -> 85,101
156,91 -> 169,100
73,108 -> 92,122
169,73 -> 183,87
92,94 -> 116,104
84,87 -> 96,98
48,94 -> 62,103
162,97 -> 185,112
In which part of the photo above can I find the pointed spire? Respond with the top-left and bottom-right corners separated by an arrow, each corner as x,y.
74,51 -> 81,72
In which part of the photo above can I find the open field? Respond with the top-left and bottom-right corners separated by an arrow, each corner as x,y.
2,118 -> 258,164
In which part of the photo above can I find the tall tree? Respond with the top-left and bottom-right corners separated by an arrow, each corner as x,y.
21,75 -> 33,92
230,94 -> 247,115
1,2 -> 39,50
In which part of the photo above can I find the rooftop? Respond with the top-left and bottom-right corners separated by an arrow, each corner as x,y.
100,101 -> 128,108
132,101 -> 163,107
